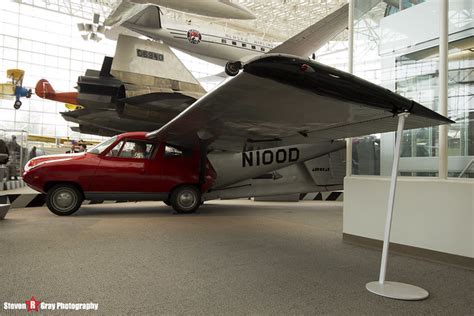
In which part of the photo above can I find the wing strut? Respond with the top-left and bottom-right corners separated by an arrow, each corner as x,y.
366,112 -> 429,300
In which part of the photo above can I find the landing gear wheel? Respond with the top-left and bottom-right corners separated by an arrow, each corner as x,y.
14,100 -> 22,110
46,184 -> 83,216
170,185 -> 201,214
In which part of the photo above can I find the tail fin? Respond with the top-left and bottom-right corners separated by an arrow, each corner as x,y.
127,6 -> 161,29
35,79 -> 55,99
105,1 -> 161,29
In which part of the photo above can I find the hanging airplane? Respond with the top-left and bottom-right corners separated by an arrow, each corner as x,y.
35,79 -> 79,106
105,1 -> 349,72
0,69 -> 33,109
35,34 -> 207,136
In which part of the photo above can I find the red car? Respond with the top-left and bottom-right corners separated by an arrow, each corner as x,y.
23,132 -> 216,216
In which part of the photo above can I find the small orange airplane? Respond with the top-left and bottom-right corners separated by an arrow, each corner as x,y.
35,79 -> 78,105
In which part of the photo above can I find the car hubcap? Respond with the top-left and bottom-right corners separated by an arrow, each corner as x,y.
52,189 -> 76,212
178,190 -> 197,210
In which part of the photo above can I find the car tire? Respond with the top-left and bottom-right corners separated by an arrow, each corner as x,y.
170,185 -> 201,214
46,184 -> 83,216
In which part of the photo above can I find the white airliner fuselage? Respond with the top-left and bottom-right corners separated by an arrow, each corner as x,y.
123,15 -> 277,66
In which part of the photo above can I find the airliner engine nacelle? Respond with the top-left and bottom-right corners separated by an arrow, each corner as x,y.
225,61 -> 243,77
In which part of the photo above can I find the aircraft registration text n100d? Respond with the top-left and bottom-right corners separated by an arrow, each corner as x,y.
242,148 -> 300,167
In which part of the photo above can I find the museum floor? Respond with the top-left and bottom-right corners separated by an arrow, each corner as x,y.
1,200 -> 472,314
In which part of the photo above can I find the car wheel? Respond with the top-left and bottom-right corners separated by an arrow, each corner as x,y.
46,184 -> 83,216
170,185 -> 201,214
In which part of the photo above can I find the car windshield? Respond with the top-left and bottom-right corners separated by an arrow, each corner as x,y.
87,136 -> 118,155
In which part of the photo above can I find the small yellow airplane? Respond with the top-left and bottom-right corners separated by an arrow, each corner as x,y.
0,69 -> 32,109
65,103 -> 84,111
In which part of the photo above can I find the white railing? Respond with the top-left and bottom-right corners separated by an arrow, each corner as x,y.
458,159 -> 474,178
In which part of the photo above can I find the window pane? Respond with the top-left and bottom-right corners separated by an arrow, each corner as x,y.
119,141 -> 153,159
106,141 -> 124,157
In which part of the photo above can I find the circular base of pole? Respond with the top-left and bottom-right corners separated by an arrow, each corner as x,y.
366,281 -> 429,301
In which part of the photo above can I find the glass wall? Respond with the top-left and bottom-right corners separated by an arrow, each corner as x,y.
353,0 -> 473,178
351,1 -> 386,176
0,1 -> 115,141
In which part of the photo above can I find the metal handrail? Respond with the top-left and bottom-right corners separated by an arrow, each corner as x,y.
458,159 -> 474,178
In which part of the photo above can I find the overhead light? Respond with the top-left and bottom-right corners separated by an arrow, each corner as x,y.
77,12 -> 106,43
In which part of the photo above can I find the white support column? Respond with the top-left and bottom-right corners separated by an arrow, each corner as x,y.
366,113 -> 429,301
346,0 -> 355,177
439,0 -> 449,179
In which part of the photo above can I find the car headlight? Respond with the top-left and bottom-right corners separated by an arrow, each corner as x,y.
24,160 -> 41,172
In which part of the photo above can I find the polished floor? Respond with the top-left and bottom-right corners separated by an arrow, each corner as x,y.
0,200 -> 472,315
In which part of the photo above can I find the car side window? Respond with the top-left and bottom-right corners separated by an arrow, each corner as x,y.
105,140 -> 154,159
164,144 -> 193,158
120,141 -> 154,159
164,145 -> 183,157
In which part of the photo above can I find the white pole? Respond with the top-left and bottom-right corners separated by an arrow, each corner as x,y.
346,0 -> 355,177
348,0 -> 354,75
439,0 -> 449,179
378,112 -> 408,284
366,112 -> 429,300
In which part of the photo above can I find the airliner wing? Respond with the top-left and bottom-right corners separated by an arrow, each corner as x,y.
269,3 -> 349,58
147,55 -> 453,152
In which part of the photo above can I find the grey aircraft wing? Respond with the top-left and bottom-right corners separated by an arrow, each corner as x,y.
147,54 -> 454,152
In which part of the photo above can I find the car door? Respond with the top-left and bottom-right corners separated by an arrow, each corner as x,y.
89,138 -> 161,196
157,144 -> 200,191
